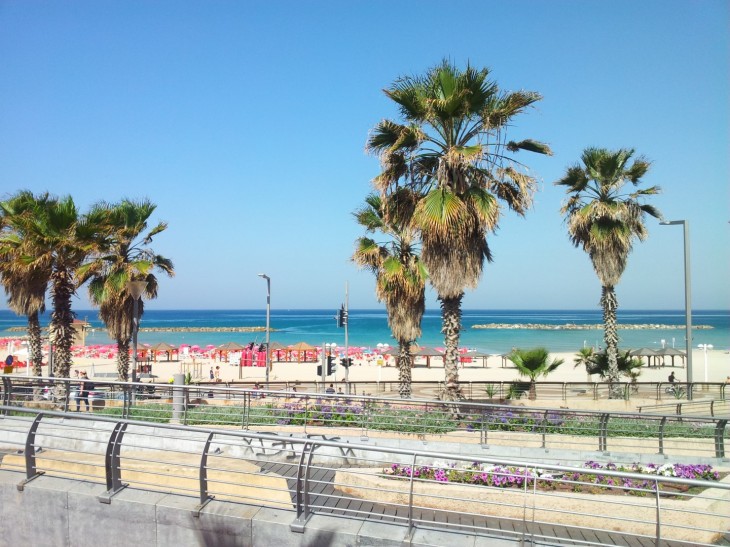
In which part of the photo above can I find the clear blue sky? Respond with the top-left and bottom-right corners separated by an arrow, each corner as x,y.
1,0 -> 728,311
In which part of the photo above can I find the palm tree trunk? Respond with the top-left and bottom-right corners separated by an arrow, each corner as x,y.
117,338 -> 131,381
27,311 -> 43,376
397,341 -> 412,399
50,267 -> 76,383
601,285 -> 622,399
440,293 -> 463,401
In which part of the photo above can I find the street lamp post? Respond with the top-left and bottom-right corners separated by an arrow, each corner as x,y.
660,220 -> 693,387
127,280 -> 148,384
698,344 -> 713,383
258,273 -> 271,388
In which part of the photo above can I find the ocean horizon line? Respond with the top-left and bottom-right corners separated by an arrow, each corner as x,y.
20,307 -> 728,314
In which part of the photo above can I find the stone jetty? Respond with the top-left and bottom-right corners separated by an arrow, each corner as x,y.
470,323 -> 712,330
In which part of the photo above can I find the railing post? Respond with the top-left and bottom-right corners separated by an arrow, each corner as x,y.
714,419 -> 727,459
360,400 -> 369,442
171,374 -> 185,424
290,441 -> 315,533
654,477 -> 662,546
405,453 -> 419,541
598,413 -> 609,452
303,396 -> 309,435
98,421 -> 129,503
122,385 -> 132,419
422,402 -> 428,440
481,411 -> 489,448
1,377 -> 10,412
541,410 -> 549,450
658,417 -> 667,455
192,432 -> 215,517
17,413 -> 45,491
241,391 -> 250,430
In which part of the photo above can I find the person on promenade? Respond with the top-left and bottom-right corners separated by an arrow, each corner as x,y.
209,367 -> 214,380
214,366 -> 221,382
668,372 -> 676,384
76,371 -> 92,412
325,383 -> 335,394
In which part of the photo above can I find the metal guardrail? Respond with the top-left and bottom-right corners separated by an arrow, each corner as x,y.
0,406 -> 728,546
638,398 -> 730,418
1,376 -> 728,462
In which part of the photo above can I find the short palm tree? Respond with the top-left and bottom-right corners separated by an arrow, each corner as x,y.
573,347 -> 642,381
556,148 -> 661,397
352,191 -> 426,399
508,347 -> 564,400
367,60 -> 551,401
78,199 -> 174,381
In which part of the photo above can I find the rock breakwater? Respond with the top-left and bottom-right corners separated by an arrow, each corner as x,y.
471,323 -> 712,330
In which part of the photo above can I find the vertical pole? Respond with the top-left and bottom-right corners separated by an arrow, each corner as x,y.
344,282 -> 349,391
48,340 -> 54,378
320,343 -> 326,390
132,298 -> 139,384
265,276 -> 271,388
682,221 -> 692,386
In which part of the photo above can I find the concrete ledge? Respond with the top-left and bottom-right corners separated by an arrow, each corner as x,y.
1,449 -> 292,508
0,470 -> 521,546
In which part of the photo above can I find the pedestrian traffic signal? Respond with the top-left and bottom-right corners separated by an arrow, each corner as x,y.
316,364 -> 323,376
327,355 -> 336,376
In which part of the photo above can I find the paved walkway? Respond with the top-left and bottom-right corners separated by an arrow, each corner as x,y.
261,461 -> 688,547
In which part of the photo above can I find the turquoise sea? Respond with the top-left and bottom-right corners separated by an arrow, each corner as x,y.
1,309 -> 728,354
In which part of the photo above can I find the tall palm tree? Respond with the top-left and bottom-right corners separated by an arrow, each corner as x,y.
352,190 -> 426,398
0,192 -> 54,376
4,193 -> 106,385
78,199 -> 174,381
556,148 -> 661,397
367,60 -> 551,400
508,347 -> 564,400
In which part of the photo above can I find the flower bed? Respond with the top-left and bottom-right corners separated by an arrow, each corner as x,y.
335,461 -> 730,544
384,460 -> 721,496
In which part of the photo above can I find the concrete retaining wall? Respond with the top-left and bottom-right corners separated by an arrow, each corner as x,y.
0,470 -> 517,547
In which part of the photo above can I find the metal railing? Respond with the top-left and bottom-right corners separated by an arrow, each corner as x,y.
1,376 -> 728,463
0,406 -> 728,546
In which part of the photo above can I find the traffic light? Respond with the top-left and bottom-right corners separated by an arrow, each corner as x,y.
316,364 -> 323,376
340,357 -> 352,368
327,355 -> 336,376
337,305 -> 348,328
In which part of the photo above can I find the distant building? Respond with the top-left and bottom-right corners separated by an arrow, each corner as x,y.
72,319 -> 92,347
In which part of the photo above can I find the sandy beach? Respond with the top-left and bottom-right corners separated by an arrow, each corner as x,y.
10,348 -> 728,386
